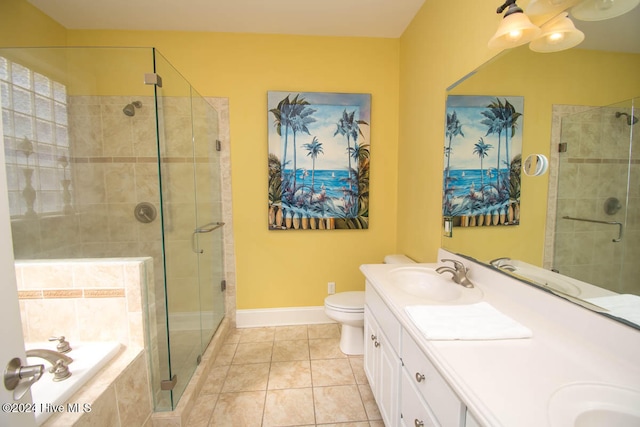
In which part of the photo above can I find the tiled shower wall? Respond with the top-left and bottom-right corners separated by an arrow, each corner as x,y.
546,104 -> 640,294
9,94 -> 235,410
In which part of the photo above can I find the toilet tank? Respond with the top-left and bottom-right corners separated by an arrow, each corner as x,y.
383,254 -> 416,264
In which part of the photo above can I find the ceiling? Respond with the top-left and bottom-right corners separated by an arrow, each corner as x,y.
27,0 -> 427,38
27,0 -> 639,52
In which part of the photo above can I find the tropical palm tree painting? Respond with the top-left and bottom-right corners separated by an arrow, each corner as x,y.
443,95 -> 523,228
268,91 -> 371,230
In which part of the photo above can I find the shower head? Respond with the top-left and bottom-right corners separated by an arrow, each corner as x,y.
615,111 -> 638,126
123,101 -> 142,117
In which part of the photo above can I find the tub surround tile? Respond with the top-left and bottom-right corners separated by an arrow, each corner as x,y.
115,353 -> 153,427
72,385 -> 120,427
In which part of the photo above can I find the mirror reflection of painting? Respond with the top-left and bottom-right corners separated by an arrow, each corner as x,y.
443,95 -> 524,228
268,91 -> 371,230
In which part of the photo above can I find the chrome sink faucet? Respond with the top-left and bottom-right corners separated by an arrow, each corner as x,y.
26,349 -> 73,381
436,259 -> 474,288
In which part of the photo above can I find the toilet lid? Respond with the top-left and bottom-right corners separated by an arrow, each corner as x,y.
325,291 -> 365,312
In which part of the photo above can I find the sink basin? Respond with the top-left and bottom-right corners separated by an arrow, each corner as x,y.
548,382 -> 640,427
388,266 -> 468,302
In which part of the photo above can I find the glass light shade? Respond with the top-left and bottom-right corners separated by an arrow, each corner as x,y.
572,0 -> 640,21
530,12 -> 585,52
488,11 -> 542,49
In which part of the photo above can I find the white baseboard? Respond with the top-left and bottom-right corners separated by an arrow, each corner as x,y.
236,306 -> 335,328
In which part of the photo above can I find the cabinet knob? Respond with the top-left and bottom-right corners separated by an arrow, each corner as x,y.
414,419 -> 424,427
370,334 -> 377,341
374,340 -> 380,348
415,372 -> 425,382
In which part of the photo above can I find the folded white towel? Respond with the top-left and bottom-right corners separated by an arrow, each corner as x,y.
405,302 -> 533,340
585,294 -> 640,326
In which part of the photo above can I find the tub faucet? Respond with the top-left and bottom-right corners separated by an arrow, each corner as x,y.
436,259 -> 474,288
26,349 -> 73,381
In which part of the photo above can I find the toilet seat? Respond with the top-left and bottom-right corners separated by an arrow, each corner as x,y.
325,291 -> 364,313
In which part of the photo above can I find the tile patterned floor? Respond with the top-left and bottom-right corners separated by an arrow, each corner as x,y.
186,324 -> 384,427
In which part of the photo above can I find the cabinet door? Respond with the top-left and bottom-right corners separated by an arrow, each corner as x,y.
378,332 -> 400,427
364,307 -> 378,390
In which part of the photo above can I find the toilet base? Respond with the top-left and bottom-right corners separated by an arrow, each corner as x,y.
339,324 -> 364,355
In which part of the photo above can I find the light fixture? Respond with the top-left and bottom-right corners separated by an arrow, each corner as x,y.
526,0 -> 580,16
572,0 -> 640,21
489,0 -> 542,50
529,12 -> 585,52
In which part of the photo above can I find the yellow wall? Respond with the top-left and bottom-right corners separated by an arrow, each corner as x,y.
0,0 -> 67,47
444,47 -> 640,264
396,0 -> 505,262
1,1 -> 400,310
63,30 -> 400,309
5,0 -> 637,310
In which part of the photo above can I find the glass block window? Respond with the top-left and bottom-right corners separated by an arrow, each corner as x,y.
0,56 -> 71,217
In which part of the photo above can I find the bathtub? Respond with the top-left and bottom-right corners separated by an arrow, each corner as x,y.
25,341 -> 121,426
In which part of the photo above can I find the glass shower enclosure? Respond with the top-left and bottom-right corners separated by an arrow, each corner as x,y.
0,47 -> 225,410
549,97 -> 638,296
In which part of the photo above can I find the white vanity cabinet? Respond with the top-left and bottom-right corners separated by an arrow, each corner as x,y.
401,329 -> 466,427
364,280 -> 466,427
364,281 -> 402,427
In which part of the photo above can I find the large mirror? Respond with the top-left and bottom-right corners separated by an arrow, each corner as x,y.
443,4 -> 640,329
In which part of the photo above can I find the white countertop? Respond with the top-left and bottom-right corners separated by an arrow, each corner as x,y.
360,251 -> 640,427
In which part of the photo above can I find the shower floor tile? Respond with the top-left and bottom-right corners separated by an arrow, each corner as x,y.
186,323 -> 382,427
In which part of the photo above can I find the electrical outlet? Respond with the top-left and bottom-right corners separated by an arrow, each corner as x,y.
328,282 -> 336,294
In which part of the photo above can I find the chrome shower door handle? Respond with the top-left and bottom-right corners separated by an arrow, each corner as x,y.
191,232 -> 203,254
192,221 -> 224,254
562,216 -> 624,242
194,222 -> 225,233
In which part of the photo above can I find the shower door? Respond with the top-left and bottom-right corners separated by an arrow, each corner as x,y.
191,89 -> 225,350
552,98 -> 638,295
153,50 -> 224,409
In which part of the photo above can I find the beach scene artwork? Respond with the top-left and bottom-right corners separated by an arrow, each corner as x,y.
268,91 -> 371,230
443,95 -> 523,228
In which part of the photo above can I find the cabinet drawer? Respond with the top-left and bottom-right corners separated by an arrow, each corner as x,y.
365,281 -> 401,353
401,329 -> 464,427
401,368 -> 439,427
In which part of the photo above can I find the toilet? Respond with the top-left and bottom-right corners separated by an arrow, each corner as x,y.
324,254 -> 415,355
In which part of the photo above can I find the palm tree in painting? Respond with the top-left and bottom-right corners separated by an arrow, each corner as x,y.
481,100 -> 505,188
481,98 -> 522,188
445,111 -> 464,182
269,94 -> 315,191
334,109 -> 368,191
501,99 -> 521,173
303,136 -> 324,201
473,137 -> 492,189
290,105 -> 316,194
